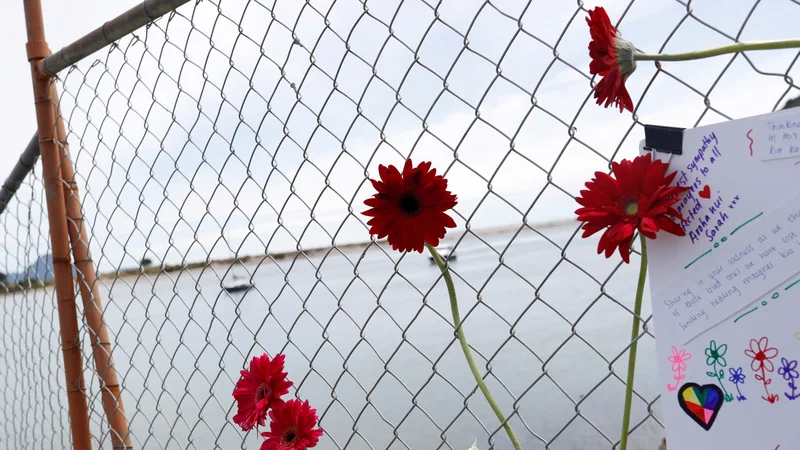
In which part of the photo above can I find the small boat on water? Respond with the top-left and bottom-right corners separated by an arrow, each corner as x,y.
223,274 -> 253,293
428,245 -> 456,264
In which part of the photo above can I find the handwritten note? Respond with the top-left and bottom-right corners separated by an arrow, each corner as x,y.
654,191 -> 800,344
755,111 -> 800,161
643,110 -> 800,450
671,132 -> 743,245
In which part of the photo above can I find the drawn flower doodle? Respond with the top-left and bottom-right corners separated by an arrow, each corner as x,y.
728,367 -> 747,401
745,337 -> 779,403
777,357 -> 800,401
670,346 -> 691,372
667,346 -> 691,392
704,340 -> 734,402
705,340 -> 727,367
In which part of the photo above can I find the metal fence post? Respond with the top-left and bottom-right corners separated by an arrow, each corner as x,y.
23,0 -> 93,449
53,85 -> 133,449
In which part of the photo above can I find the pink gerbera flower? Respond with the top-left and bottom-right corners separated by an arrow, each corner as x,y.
260,399 -> 324,450
232,353 -> 293,431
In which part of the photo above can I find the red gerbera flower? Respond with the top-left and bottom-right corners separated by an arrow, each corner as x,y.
575,155 -> 689,263
362,159 -> 458,253
232,353 -> 293,431
260,399 -> 324,450
587,6 -> 637,112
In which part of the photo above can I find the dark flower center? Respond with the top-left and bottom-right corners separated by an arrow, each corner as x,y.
254,383 -> 271,406
398,193 -> 421,216
756,351 -> 766,361
281,426 -> 299,447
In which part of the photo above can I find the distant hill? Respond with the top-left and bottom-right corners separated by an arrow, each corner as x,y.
6,253 -> 77,283
27,254 -> 54,280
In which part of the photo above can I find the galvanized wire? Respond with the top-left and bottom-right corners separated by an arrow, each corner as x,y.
2,0 -> 800,449
0,169 -> 70,449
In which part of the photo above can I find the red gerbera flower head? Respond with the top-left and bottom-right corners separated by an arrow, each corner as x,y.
587,6 -> 638,112
574,155 -> 689,263
232,353 -> 293,431
260,399 -> 324,450
362,158 -> 458,253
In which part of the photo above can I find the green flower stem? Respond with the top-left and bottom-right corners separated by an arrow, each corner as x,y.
425,243 -> 523,450
711,364 -> 733,402
635,39 -> 800,62
619,234 -> 648,450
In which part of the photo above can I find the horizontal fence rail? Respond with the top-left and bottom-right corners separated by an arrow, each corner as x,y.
0,134 -> 39,216
2,0 -> 800,449
41,0 -> 191,77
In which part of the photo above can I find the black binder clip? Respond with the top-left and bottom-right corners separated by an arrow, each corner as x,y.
643,124 -> 684,155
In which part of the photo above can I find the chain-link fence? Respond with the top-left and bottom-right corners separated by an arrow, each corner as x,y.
2,0 -> 800,449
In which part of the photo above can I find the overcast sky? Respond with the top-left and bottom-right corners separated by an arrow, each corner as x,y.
1,0 -> 799,273
0,0 -> 135,151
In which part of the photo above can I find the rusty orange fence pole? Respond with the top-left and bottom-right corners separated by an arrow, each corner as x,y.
23,0 -> 93,449
52,87 -> 133,448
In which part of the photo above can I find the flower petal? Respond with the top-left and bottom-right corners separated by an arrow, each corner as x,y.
360,159 -> 457,254
573,154 -> 687,262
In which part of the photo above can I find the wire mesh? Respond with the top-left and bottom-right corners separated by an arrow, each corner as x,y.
3,0 -> 800,449
0,165 -> 71,449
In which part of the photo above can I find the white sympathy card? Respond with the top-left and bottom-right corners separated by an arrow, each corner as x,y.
642,107 -> 800,449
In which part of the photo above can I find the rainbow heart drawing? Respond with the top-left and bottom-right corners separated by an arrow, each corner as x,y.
677,382 -> 724,431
